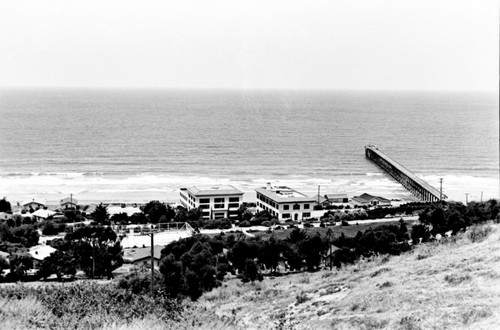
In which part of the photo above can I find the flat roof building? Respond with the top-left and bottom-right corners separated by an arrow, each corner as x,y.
180,185 -> 244,220
255,183 -> 316,222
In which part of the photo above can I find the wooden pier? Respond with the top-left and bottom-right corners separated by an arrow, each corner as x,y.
365,145 -> 446,202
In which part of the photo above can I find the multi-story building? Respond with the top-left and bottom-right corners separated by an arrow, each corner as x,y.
179,185 -> 244,220
255,183 -> 316,222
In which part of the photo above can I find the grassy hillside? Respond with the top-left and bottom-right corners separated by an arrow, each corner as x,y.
189,222 -> 500,329
1,223 -> 499,329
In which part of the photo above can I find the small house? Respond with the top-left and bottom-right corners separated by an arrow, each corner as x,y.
31,209 -> 58,221
28,245 -> 57,267
123,246 -> 163,268
60,197 -> 78,210
351,193 -> 391,207
325,193 -> 349,204
22,199 -> 46,212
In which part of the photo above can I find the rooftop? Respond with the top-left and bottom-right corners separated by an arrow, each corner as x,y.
183,185 -> 244,197
29,245 -> 57,261
123,245 -> 163,262
22,198 -> 46,206
256,185 -> 316,203
61,197 -> 78,205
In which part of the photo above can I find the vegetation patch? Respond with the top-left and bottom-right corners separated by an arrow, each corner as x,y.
467,224 -> 493,243
444,273 -> 472,285
370,267 -> 391,277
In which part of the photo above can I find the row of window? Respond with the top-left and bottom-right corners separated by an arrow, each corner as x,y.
198,197 -> 240,204
257,199 -> 310,211
281,212 -> 311,219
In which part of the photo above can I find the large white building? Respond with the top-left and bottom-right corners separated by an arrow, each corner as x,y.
179,185 -> 244,220
255,183 -> 316,222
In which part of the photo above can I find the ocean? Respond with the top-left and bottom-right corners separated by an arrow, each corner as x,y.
0,88 -> 498,205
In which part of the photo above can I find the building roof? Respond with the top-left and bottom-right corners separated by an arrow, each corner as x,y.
31,209 -> 58,219
352,193 -> 390,204
23,198 -> 46,207
60,197 -> 78,205
0,250 -> 9,260
184,185 -> 244,197
325,193 -> 349,200
29,245 -> 57,261
312,195 -> 328,204
123,246 -> 163,262
255,186 -> 316,203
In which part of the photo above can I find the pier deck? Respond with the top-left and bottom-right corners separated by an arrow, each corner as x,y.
365,145 -> 445,202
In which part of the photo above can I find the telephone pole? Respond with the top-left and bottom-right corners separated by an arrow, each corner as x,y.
150,229 -> 154,298
145,226 -> 156,298
465,193 -> 470,205
439,178 -> 443,202
317,185 -> 320,205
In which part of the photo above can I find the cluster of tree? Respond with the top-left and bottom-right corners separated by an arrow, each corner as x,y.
418,200 -> 499,237
0,222 -> 39,247
320,209 -> 369,222
0,224 -> 124,282
50,226 -> 123,279
153,221 -> 416,300
159,235 -> 228,300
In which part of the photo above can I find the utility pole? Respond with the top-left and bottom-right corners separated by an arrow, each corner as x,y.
465,193 -> 469,205
481,191 -> 483,203
317,185 -> 320,205
439,178 -> 443,202
150,229 -> 154,298
145,226 -> 156,298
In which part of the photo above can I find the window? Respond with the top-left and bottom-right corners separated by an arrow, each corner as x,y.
283,205 -> 289,210
282,213 -> 290,219
229,197 -> 239,202
214,197 -> 225,203
214,212 -> 225,219
199,198 -> 210,204
303,212 -> 311,218
304,204 -> 310,209
214,204 -> 224,209
228,203 -> 239,208
293,204 -> 300,210
200,205 -> 209,209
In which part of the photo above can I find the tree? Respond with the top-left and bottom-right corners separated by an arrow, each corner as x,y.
287,228 -> 307,244
411,224 -> 430,244
300,234 -> 324,271
91,203 -> 110,225
159,253 -> 183,298
0,197 -> 11,213
241,258 -> 262,283
65,226 -> 122,279
143,201 -> 169,223
38,250 -> 76,280
9,253 -> 33,281
110,212 -> 129,225
11,225 -> 39,247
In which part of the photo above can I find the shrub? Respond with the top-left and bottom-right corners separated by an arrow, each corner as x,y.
444,273 -> 472,285
295,291 -> 309,304
467,224 -> 493,243
239,221 -> 251,228
0,282 -> 183,327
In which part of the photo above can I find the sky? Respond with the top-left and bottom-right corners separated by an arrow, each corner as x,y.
0,0 -> 498,90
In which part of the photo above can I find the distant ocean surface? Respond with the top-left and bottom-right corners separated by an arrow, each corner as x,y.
0,89 -> 498,204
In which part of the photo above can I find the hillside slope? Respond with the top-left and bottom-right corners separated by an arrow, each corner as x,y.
184,223 -> 500,329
